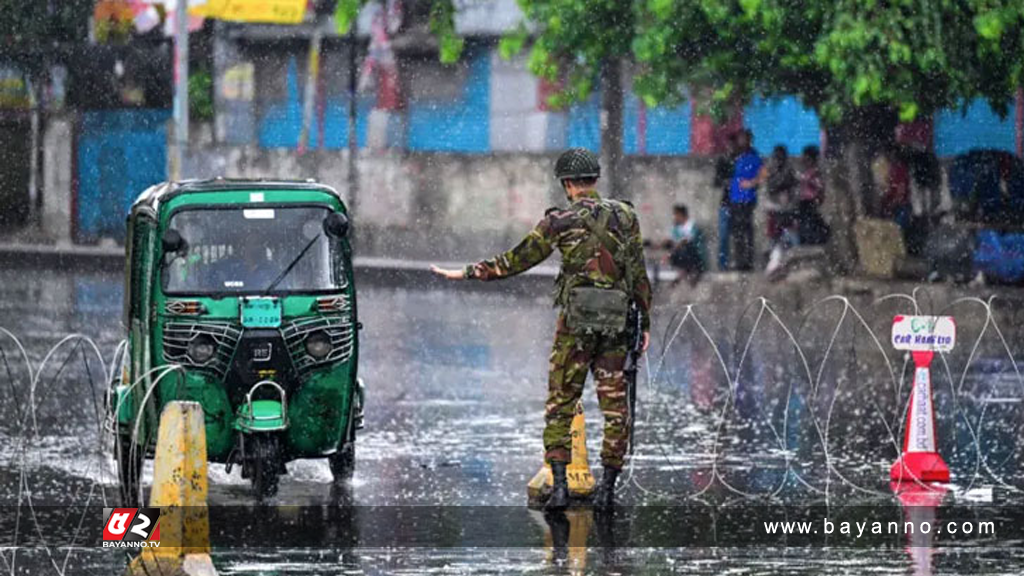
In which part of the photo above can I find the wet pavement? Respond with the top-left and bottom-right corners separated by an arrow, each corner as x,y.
2,266 -> 1024,574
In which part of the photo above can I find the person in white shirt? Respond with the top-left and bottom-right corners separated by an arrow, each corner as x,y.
661,204 -> 706,286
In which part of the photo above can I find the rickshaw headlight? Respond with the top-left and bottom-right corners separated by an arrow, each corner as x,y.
188,335 -> 216,363
304,331 -> 332,360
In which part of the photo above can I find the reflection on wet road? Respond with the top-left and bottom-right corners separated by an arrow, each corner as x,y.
2,268 -> 1024,574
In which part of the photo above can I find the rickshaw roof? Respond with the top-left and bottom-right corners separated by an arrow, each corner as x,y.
131,178 -> 343,216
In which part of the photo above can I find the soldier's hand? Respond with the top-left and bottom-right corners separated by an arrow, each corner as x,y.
430,265 -> 466,280
641,331 -> 650,354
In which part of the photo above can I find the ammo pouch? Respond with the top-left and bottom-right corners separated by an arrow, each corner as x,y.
565,286 -> 630,334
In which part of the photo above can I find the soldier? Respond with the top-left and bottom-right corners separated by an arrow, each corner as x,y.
431,148 -> 652,510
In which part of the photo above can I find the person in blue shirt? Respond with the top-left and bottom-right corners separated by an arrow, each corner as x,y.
728,129 -> 767,271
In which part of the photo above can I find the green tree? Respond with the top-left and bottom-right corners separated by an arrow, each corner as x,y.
500,1 -> 637,199
503,0 -> 1024,270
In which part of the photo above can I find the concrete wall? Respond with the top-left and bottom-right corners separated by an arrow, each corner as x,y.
183,145 -> 727,262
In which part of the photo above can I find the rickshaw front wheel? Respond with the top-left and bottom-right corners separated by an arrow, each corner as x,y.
249,434 -> 282,500
329,442 -> 356,483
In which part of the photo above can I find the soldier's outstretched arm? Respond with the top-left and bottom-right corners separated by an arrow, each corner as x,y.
430,216 -> 556,281
465,217 -> 556,280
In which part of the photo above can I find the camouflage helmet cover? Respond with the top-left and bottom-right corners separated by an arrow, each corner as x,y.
554,148 -> 601,180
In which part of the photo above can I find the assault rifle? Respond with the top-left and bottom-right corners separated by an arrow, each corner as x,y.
624,301 -> 643,456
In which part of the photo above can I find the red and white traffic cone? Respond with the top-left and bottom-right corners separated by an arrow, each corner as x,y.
890,350 -> 950,484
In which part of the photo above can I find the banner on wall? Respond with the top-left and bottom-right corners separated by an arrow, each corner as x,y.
189,0 -> 307,24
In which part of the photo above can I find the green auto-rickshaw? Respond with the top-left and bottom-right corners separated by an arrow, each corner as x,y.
109,178 -> 363,501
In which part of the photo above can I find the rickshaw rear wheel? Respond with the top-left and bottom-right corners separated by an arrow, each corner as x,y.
116,432 -> 144,507
329,442 -> 356,483
250,434 -> 281,500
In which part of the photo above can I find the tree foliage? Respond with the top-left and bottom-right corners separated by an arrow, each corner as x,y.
503,0 -> 1024,123
500,0 -> 635,107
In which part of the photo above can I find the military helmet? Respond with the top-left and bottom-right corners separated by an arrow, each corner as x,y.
554,148 -> 601,181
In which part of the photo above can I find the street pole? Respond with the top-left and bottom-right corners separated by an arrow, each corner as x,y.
347,26 -> 358,215
28,74 -> 40,227
298,17 -> 324,153
171,0 -> 189,181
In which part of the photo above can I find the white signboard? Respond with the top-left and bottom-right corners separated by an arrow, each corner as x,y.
891,315 -> 956,352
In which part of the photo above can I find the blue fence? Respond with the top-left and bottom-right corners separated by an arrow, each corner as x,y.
745,96 -> 820,155
624,93 -> 691,155
76,109 -> 169,243
257,56 -> 373,149
935,100 -> 1016,157
567,93 -> 601,152
407,47 -> 491,153
245,42 -> 1017,158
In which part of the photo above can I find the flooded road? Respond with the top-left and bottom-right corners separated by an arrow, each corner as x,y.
2,267 -> 1024,574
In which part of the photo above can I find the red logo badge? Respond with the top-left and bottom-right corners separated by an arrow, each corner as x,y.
102,508 -> 161,548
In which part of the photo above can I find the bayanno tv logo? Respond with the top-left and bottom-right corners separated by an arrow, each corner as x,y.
101,508 -> 161,548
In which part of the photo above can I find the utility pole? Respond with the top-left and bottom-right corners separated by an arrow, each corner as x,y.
171,0 -> 189,181
601,58 -> 625,199
298,17 -> 324,153
346,26 -> 359,215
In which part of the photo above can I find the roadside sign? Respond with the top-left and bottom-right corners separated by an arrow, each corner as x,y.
891,315 -> 956,353
890,314 -> 955,484
189,0 -> 307,24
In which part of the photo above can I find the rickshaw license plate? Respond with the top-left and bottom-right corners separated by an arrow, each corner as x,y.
240,297 -> 282,328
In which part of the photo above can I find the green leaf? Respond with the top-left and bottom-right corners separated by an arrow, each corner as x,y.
973,12 -> 1005,40
739,0 -> 761,17
650,0 -> 674,19
853,75 -> 870,99
898,101 -> 919,122
439,34 -> 465,64
527,44 -> 558,81
334,0 -> 360,34
499,26 -> 529,60
429,0 -> 464,63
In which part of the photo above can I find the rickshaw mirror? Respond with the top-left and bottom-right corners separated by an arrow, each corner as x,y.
162,228 -> 187,255
323,212 -> 349,239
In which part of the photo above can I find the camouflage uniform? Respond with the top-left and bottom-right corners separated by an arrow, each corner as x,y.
464,189 -> 652,470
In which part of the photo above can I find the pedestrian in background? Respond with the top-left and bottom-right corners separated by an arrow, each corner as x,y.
764,145 -> 799,276
764,145 -> 798,247
879,144 -> 912,232
661,204 -> 707,287
796,145 -> 829,245
712,132 -> 739,270
728,129 -> 765,271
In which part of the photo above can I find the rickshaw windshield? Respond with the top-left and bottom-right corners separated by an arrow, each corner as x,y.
162,205 -> 343,295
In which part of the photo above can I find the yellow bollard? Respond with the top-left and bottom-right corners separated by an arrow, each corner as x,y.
126,401 -> 218,576
527,400 -> 596,506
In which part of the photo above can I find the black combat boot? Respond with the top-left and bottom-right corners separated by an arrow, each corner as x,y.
546,462 -> 570,511
593,466 -> 620,509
